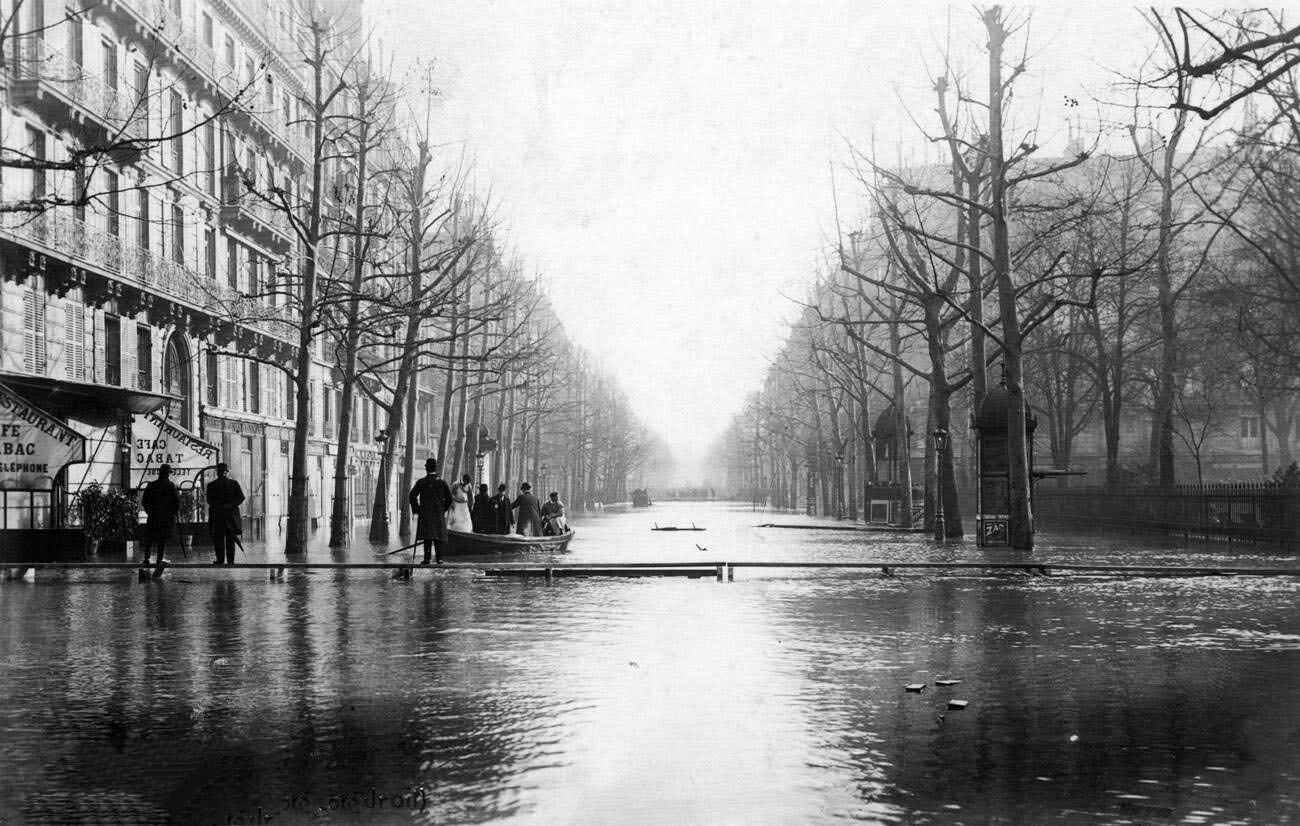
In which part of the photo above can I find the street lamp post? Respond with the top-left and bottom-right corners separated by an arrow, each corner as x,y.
835,452 -> 845,520
540,464 -> 547,493
932,427 -> 948,541
475,452 -> 485,486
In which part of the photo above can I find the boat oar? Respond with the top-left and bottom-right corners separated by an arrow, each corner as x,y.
386,540 -> 422,556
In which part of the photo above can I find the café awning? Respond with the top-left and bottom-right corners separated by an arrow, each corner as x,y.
0,372 -> 179,420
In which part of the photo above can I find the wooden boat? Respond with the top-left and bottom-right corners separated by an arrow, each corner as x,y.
442,529 -> 575,557
651,523 -> 706,532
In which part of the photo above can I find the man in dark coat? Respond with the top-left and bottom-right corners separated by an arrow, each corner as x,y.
409,457 -> 452,563
140,464 -> 180,566
512,482 -> 543,536
471,483 -> 493,533
206,462 -> 245,565
491,483 -> 513,535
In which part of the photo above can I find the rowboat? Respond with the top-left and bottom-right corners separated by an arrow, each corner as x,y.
442,529 -> 575,557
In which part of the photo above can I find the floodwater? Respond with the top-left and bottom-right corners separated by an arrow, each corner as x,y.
1,502 -> 1298,825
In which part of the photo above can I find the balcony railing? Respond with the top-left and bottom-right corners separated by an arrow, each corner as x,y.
0,211 -> 295,342
118,0 -> 311,162
9,37 -> 143,136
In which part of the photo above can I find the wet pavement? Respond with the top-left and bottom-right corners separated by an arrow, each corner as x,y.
1,503 -> 1297,824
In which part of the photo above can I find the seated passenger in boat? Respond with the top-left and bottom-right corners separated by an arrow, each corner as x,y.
541,491 -> 568,535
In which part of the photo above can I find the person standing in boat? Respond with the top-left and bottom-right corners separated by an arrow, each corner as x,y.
409,457 -> 452,564
471,483 -> 492,533
447,473 -> 474,533
540,491 -> 568,536
206,463 -> 245,565
140,464 -> 180,566
512,482 -> 542,536
490,483 -> 513,534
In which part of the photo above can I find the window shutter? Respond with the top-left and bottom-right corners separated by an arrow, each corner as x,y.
64,299 -> 85,381
93,311 -> 106,383
22,289 -> 46,375
120,318 -> 137,389
223,354 -> 238,409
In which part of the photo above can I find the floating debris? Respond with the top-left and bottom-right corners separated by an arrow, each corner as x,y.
905,683 -> 926,693
935,679 -> 962,687
947,699 -> 969,710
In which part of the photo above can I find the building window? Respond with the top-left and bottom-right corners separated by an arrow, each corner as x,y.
204,227 -> 216,279
137,326 -> 153,390
171,203 -> 184,265
105,315 -> 121,385
22,285 -> 46,375
249,363 -> 260,414
102,37 -> 117,91
205,349 -> 219,405
105,172 -> 120,237
224,35 -> 236,70
248,251 -> 260,295
162,335 -> 191,429
134,62 -> 150,129
202,121 -> 216,193
1241,417 -> 1261,439
64,298 -> 85,381
168,91 -> 184,171
72,166 -> 86,222
201,12 -> 214,47
27,126 -> 45,202
65,7 -> 82,66
137,189 -> 150,252
226,239 -> 238,288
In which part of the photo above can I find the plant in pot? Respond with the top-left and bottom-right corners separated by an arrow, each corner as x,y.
73,483 -> 141,556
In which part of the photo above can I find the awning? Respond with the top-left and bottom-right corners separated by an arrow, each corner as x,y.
0,372 -> 180,420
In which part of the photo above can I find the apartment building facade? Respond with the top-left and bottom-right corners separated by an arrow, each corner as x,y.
0,0 -> 411,543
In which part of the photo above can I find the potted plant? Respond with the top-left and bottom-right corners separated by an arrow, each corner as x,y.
73,483 -> 141,556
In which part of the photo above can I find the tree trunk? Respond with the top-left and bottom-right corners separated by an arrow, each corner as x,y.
984,9 -> 1033,550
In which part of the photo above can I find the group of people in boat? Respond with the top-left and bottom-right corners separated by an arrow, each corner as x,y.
408,457 -> 568,564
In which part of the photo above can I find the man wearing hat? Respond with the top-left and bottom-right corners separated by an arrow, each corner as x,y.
408,457 -> 452,563
206,462 -> 245,565
512,482 -> 542,537
140,463 -> 180,566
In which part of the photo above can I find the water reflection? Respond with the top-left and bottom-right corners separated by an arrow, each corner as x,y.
0,504 -> 1297,824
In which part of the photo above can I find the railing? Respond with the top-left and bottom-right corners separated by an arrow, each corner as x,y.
0,211 -> 296,342
1035,483 -> 1300,549
118,0 -> 311,161
9,37 -> 142,134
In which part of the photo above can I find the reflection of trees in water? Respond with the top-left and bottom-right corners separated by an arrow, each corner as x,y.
770,577 -> 1300,821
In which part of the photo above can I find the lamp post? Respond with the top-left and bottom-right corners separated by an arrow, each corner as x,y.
932,427 -> 948,541
540,464 -> 547,493
475,452 -> 485,486
835,452 -> 845,520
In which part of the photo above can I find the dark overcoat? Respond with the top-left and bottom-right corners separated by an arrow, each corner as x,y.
409,474 -> 452,541
512,491 -> 543,536
141,477 -> 180,540
471,496 -> 494,533
206,476 -> 245,538
491,493 -> 513,534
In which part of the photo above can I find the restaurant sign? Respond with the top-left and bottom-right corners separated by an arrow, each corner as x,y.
130,413 -> 218,488
0,383 -> 86,488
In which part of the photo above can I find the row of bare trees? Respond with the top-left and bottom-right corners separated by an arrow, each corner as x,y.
0,2 -> 659,555
709,7 -> 1300,550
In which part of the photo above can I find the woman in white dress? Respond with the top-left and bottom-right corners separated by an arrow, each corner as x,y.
448,474 -> 474,533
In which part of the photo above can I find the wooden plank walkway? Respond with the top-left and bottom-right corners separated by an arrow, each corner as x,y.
4,560 -> 1300,581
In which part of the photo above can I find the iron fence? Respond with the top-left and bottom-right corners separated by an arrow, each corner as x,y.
1035,483 -> 1300,550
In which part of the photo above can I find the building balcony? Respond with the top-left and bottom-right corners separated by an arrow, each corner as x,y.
221,173 -> 297,252
7,37 -> 145,150
113,0 -> 311,166
0,210 -> 296,350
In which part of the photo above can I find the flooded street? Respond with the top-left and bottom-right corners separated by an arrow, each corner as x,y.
2,503 -> 1298,825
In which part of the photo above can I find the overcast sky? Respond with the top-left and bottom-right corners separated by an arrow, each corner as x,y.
369,1 -> 1154,483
